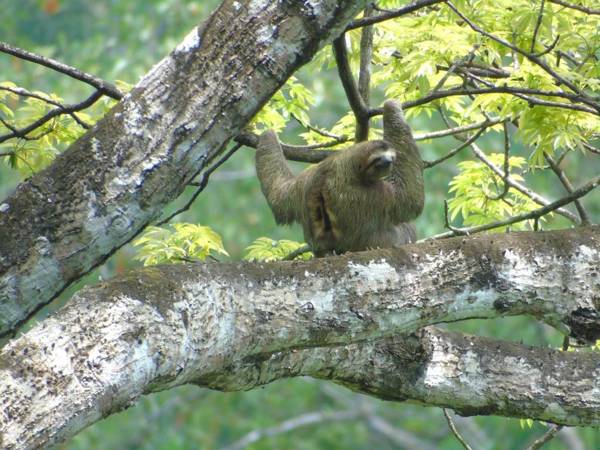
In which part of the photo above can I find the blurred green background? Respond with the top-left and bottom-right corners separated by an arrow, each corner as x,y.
1,1 -> 599,449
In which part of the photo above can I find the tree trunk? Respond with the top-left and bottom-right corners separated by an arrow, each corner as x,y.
1,227 -> 599,448
0,0 -> 369,338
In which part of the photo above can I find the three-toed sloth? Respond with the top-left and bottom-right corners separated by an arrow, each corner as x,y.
255,100 -> 424,257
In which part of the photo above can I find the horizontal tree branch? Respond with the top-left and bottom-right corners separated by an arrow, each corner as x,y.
213,327 -> 600,427
1,227 -> 599,447
346,0 -> 447,30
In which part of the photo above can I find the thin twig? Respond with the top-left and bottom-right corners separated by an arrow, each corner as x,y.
346,0 -> 447,30
530,0 -> 546,53
544,152 -> 591,225
443,409 -> 473,450
432,45 -> 479,93
0,41 -> 123,100
367,415 -> 439,450
532,34 -> 560,58
0,85 -> 91,129
470,142 -> 580,223
415,118 -> 501,140
424,127 -> 487,168
222,409 -> 361,450
0,90 -> 104,144
429,174 -> 600,239
486,122 -> 511,200
526,424 -> 563,450
157,143 -> 242,225
582,142 -> 600,155
369,86 -> 598,116
547,0 -> 600,14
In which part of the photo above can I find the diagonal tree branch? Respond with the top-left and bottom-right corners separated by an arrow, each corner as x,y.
0,41 -> 123,100
0,0 -> 372,339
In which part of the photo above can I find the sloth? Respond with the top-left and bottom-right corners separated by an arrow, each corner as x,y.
255,100 -> 424,257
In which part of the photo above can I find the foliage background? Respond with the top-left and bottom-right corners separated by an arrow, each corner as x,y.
1,0 -> 599,448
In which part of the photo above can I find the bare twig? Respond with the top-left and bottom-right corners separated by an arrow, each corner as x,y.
544,152 -> 591,225
0,41 -> 123,100
221,409 -> 361,450
526,424 -> 563,450
582,142 -> 600,155
416,118 -> 501,140
486,122 -> 511,200
346,0 -> 447,30
547,0 -> 600,14
157,143 -> 242,225
369,86 -> 598,116
367,415 -> 439,450
530,0 -> 546,53
532,34 -> 560,58
432,45 -> 479,93
443,409 -> 473,450
333,35 -> 370,141
424,126 -> 487,168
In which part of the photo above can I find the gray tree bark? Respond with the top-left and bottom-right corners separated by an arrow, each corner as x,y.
0,0 -> 369,338
1,227 -> 599,448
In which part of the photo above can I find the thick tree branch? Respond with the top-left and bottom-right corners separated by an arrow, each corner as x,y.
0,0 -> 371,338
1,228 -> 599,447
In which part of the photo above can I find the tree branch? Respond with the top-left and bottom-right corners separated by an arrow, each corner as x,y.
431,174 -> 600,238
0,90 -> 104,144
443,409 -> 473,450
3,231 -> 600,450
544,152 -> 591,225
0,41 -> 123,100
346,0 -> 447,30
547,0 -> 600,14
0,0 -> 372,338
333,34 -> 371,141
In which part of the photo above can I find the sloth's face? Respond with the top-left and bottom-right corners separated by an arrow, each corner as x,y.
363,148 -> 396,182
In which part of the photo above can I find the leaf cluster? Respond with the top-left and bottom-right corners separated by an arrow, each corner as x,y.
133,223 -> 229,266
